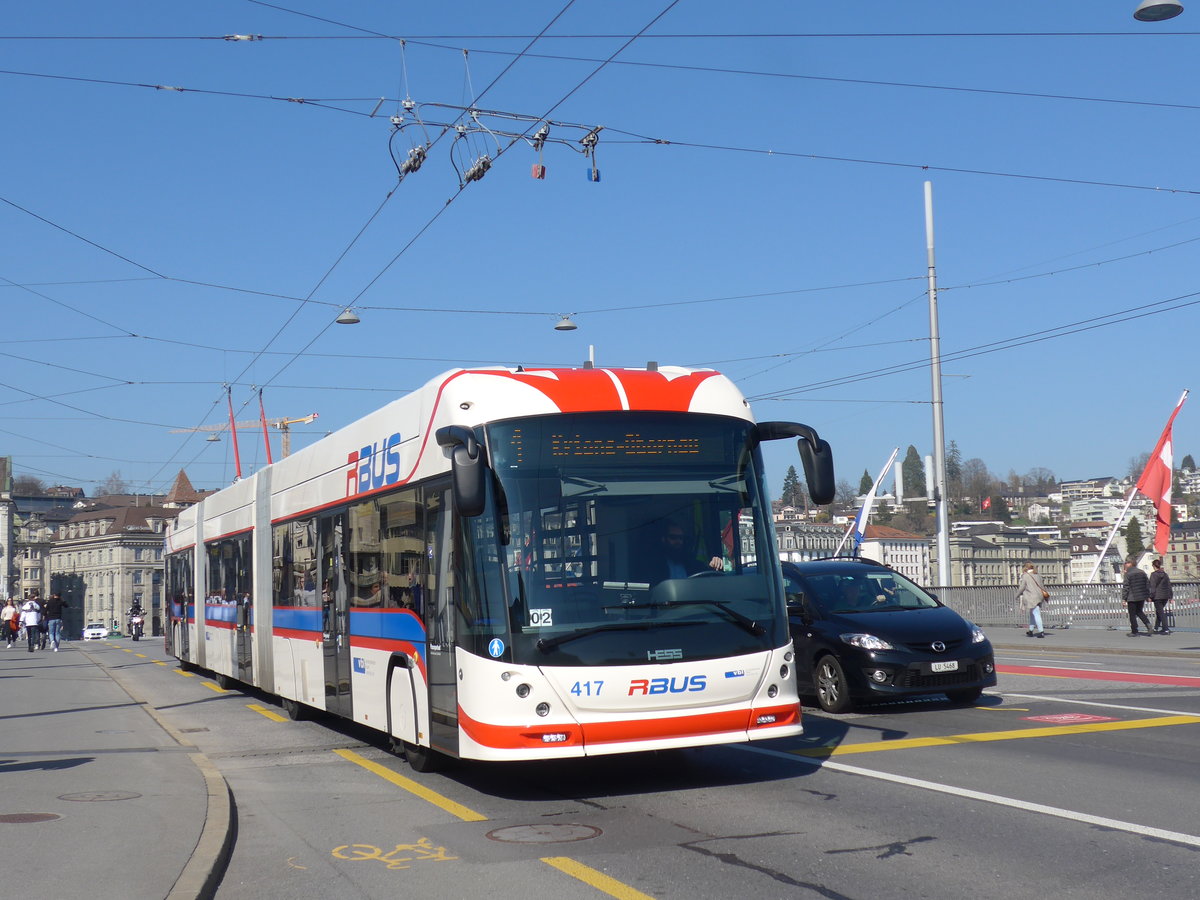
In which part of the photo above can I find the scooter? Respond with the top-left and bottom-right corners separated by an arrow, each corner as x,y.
129,614 -> 144,641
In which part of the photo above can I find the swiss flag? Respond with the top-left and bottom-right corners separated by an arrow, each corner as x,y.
1135,392 -> 1188,555
981,496 -> 992,512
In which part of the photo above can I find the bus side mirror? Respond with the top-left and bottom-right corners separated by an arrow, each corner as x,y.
436,425 -> 487,517
756,421 -> 836,505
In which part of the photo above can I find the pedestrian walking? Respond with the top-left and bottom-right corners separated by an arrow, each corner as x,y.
19,594 -> 43,652
1121,556 -> 1153,637
3,597 -> 19,648
1149,558 -> 1173,635
42,592 -> 68,651
1016,562 -> 1048,638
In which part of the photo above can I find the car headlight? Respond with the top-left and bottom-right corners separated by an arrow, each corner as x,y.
970,625 -> 987,644
840,633 -> 893,651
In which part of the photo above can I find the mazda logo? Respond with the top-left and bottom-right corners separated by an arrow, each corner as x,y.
931,641 -> 946,653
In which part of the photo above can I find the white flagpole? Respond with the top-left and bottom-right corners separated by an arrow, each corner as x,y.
1088,388 -> 1189,582
835,447 -> 900,557
1087,487 -> 1138,584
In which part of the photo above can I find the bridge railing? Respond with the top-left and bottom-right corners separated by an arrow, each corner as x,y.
932,582 -> 1200,631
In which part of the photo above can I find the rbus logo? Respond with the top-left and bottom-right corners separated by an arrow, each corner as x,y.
627,675 -> 707,695
346,433 -> 402,496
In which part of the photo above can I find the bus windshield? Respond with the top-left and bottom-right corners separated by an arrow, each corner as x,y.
466,411 -> 787,667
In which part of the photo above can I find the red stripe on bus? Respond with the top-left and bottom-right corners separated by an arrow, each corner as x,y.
349,636 -> 428,680
457,702 -> 799,750
273,627 -> 323,642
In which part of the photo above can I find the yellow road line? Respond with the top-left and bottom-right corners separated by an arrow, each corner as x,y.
201,681 -> 229,693
247,703 -> 288,722
333,749 -> 488,822
541,857 -> 657,900
154,661 -> 168,666
135,653 -> 147,658
173,669 -> 196,678
794,714 -> 1200,757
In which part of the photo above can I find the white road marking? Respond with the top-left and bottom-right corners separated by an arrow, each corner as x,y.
997,656 -> 1105,666
740,744 -> 1200,848
1000,691 -> 1200,718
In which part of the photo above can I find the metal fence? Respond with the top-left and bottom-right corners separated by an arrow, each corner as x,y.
934,582 -> 1200,631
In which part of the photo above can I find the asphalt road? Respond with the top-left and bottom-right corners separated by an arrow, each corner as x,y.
78,637 -> 1200,900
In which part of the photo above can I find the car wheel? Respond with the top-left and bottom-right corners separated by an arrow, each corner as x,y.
814,655 -> 853,714
946,686 -> 983,705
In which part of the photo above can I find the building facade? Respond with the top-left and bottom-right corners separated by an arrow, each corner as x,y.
858,524 -> 932,585
50,505 -> 172,636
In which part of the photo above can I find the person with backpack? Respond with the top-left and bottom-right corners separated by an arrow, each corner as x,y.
20,594 -> 43,653
1149,558 -> 1174,635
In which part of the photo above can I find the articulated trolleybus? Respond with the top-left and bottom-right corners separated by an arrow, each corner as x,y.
165,365 -> 834,770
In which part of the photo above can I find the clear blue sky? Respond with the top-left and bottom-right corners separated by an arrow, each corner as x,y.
3,1 -> 1198,498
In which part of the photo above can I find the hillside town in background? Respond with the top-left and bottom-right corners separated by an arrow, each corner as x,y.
2,439 -> 1196,638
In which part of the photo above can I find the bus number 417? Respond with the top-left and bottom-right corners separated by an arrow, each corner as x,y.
570,680 -> 604,697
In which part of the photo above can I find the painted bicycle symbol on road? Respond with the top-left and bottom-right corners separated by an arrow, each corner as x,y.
332,837 -> 457,870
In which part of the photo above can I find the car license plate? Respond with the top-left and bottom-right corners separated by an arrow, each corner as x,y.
930,660 -> 959,673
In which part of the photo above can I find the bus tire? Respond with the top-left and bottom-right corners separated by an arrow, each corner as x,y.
402,741 -> 441,773
282,697 -> 307,721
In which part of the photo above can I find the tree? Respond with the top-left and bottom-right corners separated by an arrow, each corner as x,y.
962,458 -> 994,509
779,465 -> 805,508
1122,516 -> 1145,558
901,445 -> 926,500
99,471 -> 130,496
1023,467 -> 1057,494
859,469 -> 873,495
945,440 -> 963,502
834,479 -> 859,509
1182,453 -> 1196,471
990,495 -> 1012,524
12,475 -> 46,495
1128,452 -> 1151,480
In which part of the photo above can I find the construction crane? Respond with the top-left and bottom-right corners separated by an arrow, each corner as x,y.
171,413 -> 319,458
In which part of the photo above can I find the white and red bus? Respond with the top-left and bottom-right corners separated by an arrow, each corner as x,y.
164,365 -> 834,770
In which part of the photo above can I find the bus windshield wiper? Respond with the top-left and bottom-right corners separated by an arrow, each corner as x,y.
664,599 -> 766,637
536,620 -> 691,653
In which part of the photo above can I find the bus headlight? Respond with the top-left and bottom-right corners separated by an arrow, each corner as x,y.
535,702 -> 551,717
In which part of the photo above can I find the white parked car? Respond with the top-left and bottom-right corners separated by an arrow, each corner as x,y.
83,622 -> 107,640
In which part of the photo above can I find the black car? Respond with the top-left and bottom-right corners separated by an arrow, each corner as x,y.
781,558 -> 996,713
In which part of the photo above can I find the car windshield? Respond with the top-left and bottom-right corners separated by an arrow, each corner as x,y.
799,568 -> 939,614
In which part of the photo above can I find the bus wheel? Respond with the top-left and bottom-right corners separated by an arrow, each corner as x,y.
282,698 -> 307,721
402,741 -> 441,773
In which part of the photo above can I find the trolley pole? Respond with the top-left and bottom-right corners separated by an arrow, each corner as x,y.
925,181 -> 951,586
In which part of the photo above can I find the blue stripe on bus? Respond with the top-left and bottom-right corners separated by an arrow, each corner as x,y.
273,607 -> 324,632
349,609 -> 426,641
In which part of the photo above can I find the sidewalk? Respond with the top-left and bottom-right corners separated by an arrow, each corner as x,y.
989,623 -> 1200,659
0,639 -> 231,900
